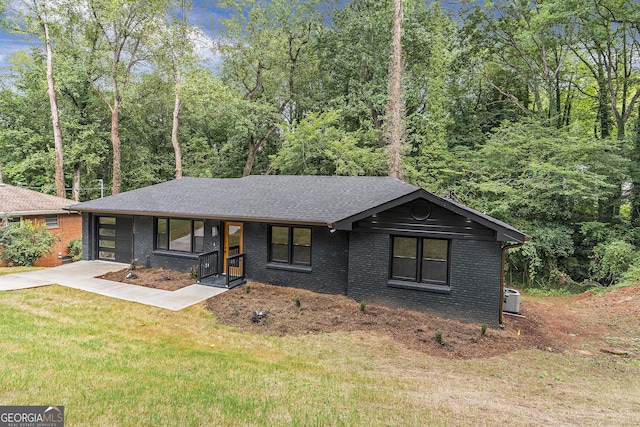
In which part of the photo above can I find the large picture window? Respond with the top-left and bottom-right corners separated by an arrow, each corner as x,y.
391,236 -> 449,285
155,218 -> 204,253
269,226 -> 311,266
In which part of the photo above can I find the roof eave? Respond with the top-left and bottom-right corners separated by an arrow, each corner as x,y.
67,207 -> 330,227
333,189 -> 529,243
1,209 -> 76,217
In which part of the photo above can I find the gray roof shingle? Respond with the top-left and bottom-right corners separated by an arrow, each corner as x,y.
70,176 -> 418,225
69,175 -> 528,242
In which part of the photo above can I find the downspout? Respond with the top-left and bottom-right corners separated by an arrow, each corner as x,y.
499,239 -> 529,325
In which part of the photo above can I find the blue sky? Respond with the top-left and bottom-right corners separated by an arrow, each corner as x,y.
0,0 -> 223,71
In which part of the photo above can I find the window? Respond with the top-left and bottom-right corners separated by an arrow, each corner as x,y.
2,216 -> 21,227
45,215 -> 59,228
391,236 -> 449,286
155,218 -> 205,253
269,226 -> 311,266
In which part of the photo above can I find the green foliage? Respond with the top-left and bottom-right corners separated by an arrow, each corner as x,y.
189,266 -> 197,280
590,240 -> 638,286
271,110 -> 387,176
0,221 -> 58,266
481,323 -> 488,337
435,329 -> 443,344
294,296 -> 301,308
67,238 -> 82,262
359,300 -> 366,313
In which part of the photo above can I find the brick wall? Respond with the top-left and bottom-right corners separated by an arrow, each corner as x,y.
0,213 -> 82,267
346,231 -> 503,326
244,222 -> 349,295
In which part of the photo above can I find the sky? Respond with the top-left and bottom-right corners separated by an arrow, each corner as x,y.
0,0 -> 223,72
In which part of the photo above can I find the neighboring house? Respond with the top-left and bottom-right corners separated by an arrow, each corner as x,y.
0,183 -> 82,267
70,176 -> 529,325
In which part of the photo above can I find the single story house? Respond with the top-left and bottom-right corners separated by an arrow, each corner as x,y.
0,183 -> 82,267
70,176 -> 528,325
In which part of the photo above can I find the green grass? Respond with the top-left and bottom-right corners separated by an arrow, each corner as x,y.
1,286 -> 639,426
0,266 -> 43,276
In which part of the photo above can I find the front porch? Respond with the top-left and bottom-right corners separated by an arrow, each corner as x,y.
196,249 -> 246,289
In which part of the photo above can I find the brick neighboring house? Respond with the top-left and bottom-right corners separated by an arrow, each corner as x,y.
0,183 -> 82,267
71,176 -> 529,325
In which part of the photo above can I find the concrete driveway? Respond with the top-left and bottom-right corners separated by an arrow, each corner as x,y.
0,261 -> 226,310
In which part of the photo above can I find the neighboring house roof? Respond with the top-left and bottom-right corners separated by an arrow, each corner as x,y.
0,183 -> 76,216
69,176 -> 529,243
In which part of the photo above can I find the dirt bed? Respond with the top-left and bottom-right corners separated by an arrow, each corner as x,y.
99,267 -> 195,291
99,267 -> 640,359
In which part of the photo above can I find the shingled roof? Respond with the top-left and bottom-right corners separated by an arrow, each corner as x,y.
69,175 -> 528,242
0,183 -> 76,216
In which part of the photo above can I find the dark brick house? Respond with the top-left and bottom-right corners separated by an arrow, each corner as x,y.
70,176 -> 528,325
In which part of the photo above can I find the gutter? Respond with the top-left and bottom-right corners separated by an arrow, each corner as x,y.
499,238 -> 530,325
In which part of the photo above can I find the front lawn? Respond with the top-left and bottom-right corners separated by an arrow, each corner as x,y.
0,286 -> 638,426
0,266 -> 43,276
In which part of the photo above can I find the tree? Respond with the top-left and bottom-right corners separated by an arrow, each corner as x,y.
465,120 -> 628,283
82,0 -> 168,194
464,0 -> 578,127
159,0 -> 200,179
218,0 -> 327,176
386,0 -> 404,178
4,0 -> 66,197
270,110 -> 386,175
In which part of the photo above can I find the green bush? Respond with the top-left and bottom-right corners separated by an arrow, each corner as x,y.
590,240 -> 637,286
67,238 -> 83,262
0,220 -> 58,266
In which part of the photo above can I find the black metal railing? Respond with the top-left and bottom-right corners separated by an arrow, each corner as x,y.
226,253 -> 245,288
198,250 -> 219,281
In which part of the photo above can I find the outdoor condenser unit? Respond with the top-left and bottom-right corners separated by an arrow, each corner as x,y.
503,288 -> 521,314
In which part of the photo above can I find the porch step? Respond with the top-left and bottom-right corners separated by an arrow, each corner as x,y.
197,275 -> 246,289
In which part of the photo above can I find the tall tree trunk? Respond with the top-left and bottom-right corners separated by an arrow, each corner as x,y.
387,0 -> 404,179
41,12 -> 65,198
72,163 -> 81,201
172,69 -> 183,179
243,137 -> 260,177
111,94 -> 121,195
0,160 -> 3,184
630,103 -> 640,226
598,64 -> 611,139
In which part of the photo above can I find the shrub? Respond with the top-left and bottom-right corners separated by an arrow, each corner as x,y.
67,238 -> 82,262
294,296 -> 301,308
360,300 -> 366,312
590,240 -> 638,285
0,220 -> 58,266
435,329 -> 443,344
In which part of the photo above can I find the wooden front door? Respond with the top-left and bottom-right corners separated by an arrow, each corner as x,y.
223,222 -> 243,274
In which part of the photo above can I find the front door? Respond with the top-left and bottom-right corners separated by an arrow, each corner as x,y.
97,216 -> 133,263
223,222 -> 243,274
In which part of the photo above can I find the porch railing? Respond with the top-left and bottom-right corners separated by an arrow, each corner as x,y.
226,253 -> 246,288
198,250 -> 219,281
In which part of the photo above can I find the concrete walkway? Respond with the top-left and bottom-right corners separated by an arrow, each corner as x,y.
0,261 -> 227,311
